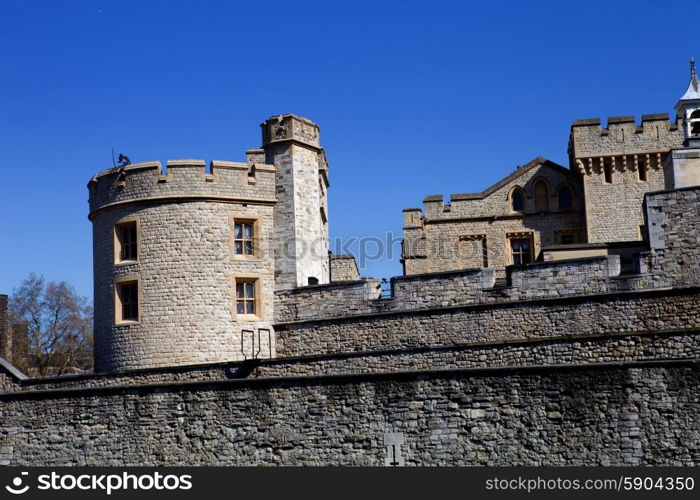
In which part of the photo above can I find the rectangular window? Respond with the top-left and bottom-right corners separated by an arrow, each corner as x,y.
235,279 -> 257,316
115,220 -> 138,263
115,280 -> 139,323
508,234 -> 534,265
233,221 -> 255,256
603,160 -> 613,184
638,160 -> 647,181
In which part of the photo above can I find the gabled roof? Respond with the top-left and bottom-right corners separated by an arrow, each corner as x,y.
426,156 -> 573,202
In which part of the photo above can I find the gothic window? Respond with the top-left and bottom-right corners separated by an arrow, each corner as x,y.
511,188 -> 524,212
534,180 -> 549,211
558,185 -> 573,210
508,234 -> 534,265
114,220 -> 138,263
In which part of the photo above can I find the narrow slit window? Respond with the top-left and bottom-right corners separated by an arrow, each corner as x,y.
638,160 -> 647,181
604,161 -> 613,184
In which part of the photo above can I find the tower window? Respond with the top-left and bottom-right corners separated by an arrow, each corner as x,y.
233,220 -> 256,256
690,110 -> 700,136
115,220 -> 138,263
115,279 -> 139,324
534,180 -> 549,211
638,160 -> 647,181
511,188 -> 524,212
233,277 -> 262,318
603,160 -> 613,184
558,185 -> 573,210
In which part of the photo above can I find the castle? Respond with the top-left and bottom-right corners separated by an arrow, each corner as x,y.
0,62 -> 698,466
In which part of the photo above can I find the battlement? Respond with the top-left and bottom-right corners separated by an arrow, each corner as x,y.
261,114 -> 321,150
88,158 -> 277,216
569,113 -> 684,160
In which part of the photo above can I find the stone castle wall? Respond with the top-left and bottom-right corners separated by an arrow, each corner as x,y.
0,361 -> 697,465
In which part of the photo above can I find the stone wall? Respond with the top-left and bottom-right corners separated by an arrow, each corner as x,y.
1,361 -> 697,465
329,255 -> 360,282
275,288 -> 700,357
92,199 -> 276,372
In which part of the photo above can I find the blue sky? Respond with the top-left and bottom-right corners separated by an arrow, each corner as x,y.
1,0 -> 698,299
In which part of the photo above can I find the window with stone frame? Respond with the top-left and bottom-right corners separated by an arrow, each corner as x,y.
115,220 -> 138,263
115,279 -> 139,323
233,220 -> 256,256
507,233 -> 534,265
235,278 -> 258,316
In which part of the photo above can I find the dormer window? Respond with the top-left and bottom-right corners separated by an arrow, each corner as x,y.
511,188 -> 524,212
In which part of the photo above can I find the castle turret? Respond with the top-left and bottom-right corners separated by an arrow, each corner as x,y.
664,57 -> 700,189
261,114 -> 330,289
88,155 -> 278,372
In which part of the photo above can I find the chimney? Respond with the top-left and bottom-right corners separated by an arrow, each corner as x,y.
0,294 -> 11,360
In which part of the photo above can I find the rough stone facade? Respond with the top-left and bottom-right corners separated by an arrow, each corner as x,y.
0,362 -> 697,466
403,158 -> 585,275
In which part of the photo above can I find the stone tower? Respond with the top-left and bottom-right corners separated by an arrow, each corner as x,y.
88,155 -> 278,372
261,114 -> 330,289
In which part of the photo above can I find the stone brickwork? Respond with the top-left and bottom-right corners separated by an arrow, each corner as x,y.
0,362 -> 698,465
0,294 -> 9,361
403,158 -> 585,275
329,254 -> 360,281
569,115 -> 684,242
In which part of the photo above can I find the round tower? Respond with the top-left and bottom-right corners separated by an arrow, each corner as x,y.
88,157 -> 277,372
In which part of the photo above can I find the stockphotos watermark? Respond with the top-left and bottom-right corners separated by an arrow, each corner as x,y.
3,470 -> 192,496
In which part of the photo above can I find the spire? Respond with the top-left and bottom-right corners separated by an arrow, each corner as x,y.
678,56 -> 700,104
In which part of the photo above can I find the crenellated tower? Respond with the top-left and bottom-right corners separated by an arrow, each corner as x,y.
261,114 -> 330,289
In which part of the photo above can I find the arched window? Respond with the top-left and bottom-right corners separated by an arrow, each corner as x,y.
558,185 -> 573,210
511,188 -> 524,212
690,109 -> 700,137
534,180 -> 549,212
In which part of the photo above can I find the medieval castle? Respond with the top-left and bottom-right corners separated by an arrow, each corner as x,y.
0,61 -> 698,466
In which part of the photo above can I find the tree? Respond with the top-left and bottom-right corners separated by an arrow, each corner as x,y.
9,274 -> 93,376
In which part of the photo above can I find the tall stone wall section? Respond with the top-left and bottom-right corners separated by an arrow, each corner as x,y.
569,115 -> 684,242
0,362 -> 697,465
89,160 -> 277,372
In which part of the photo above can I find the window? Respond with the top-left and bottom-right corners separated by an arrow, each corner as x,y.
638,160 -> 647,181
554,229 -> 578,245
115,279 -> 139,323
558,185 -> 573,210
511,188 -> 524,212
690,109 -> 700,136
603,160 -> 613,184
233,220 -> 255,256
534,180 -> 549,211
508,234 -> 534,265
115,220 -> 138,263
235,279 -> 258,316
308,277 -> 319,285
639,224 -> 647,241
459,234 -> 488,268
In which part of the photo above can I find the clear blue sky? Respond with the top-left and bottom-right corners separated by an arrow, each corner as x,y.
1,0 -> 698,299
